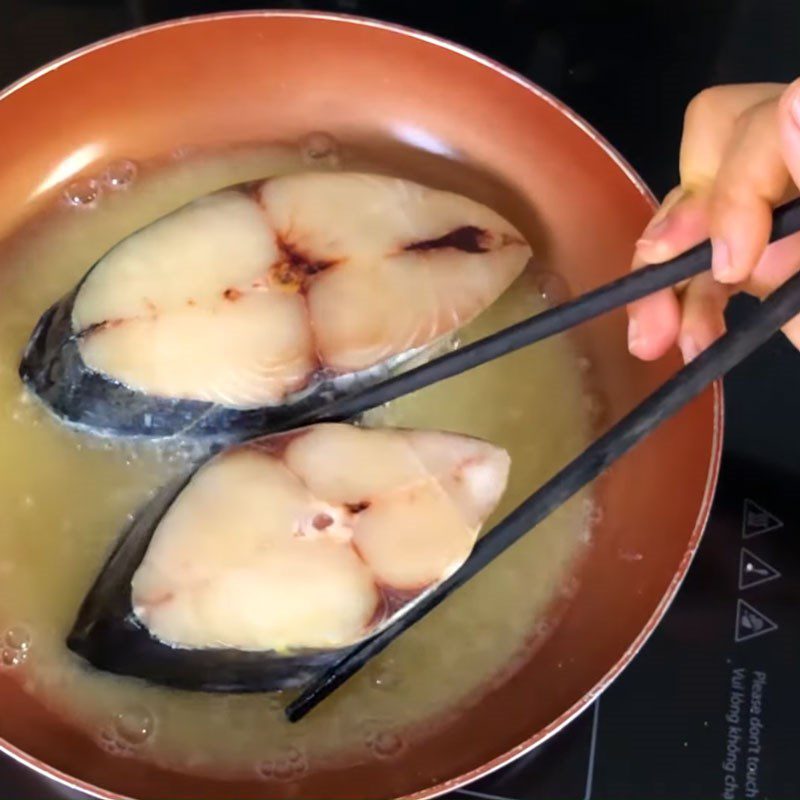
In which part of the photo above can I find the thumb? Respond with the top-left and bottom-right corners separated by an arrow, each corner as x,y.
777,79 -> 800,189
772,80 -> 800,348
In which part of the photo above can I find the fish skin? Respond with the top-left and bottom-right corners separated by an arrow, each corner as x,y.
19,285 -> 429,444
66,469 -> 356,692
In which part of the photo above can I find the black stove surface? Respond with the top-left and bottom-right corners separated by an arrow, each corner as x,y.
1,2 -> 798,799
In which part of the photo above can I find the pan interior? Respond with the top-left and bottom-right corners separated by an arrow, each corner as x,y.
0,12 -> 719,800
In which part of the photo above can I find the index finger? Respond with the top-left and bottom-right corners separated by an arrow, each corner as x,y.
680,83 -> 785,189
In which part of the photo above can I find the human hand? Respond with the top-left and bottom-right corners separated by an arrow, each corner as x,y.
627,80 -> 800,363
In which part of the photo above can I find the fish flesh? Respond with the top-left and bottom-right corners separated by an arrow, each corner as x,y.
20,172 -> 530,441
67,423 -> 510,691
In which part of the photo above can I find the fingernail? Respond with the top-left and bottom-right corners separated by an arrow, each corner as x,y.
636,211 -> 673,248
679,334 -> 699,364
711,238 -> 732,280
628,317 -> 645,356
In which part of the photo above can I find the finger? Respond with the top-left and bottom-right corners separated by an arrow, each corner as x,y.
675,272 -> 730,363
707,98 -> 789,284
777,77 -> 800,189
625,188 -> 685,360
769,83 -> 800,349
635,188 -> 713,264
627,249 -> 682,360
744,230 -> 800,349
635,85 -> 784,262
680,83 -> 785,189
628,189 -> 717,360
782,315 -> 800,349
746,230 -> 800,298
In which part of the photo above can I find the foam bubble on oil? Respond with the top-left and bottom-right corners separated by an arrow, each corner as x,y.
63,178 -> 101,208
256,745 -> 308,781
360,719 -> 405,759
62,158 -> 137,212
97,706 -> 155,756
97,727 -> 134,757
582,497 -> 604,528
114,706 -> 154,745
583,387 -> 609,428
370,657 -> 401,691
300,132 -> 341,168
532,269 -> 570,305
559,574 -> 581,600
1,625 -> 30,669
370,731 -> 404,758
101,160 -> 138,191
578,355 -> 593,373
171,144 -> 197,161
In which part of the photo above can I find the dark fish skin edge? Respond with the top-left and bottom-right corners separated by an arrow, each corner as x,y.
66,470 -> 358,692
18,283 -> 407,446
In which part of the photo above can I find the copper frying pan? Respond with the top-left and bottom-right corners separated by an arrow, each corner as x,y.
0,11 -> 721,800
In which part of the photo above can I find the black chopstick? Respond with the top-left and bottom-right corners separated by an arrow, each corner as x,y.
285,206 -> 800,723
283,197 -> 800,430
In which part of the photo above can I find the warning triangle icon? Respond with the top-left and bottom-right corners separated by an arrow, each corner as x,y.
742,499 -> 783,539
739,548 -> 781,590
735,599 -> 778,643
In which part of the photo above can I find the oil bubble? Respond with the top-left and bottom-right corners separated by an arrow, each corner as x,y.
114,706 -> 154,745
64,178 -> 100,208
372,658 -> 401,690
578,356 -> 593,373
97,726 -> 132,757
1,648 -> 26,667
361,719 -> 405,759
266,692 -> 284,712
369,730 -> 404,759
583,388 -> 609,427
4,626 -> 30,650
102,159 -> 138,190
257,761 -> 274,779
171,145 -> 196,161
583,498 -> 604,527
560,575 -> 580,599
257,746 -> 307,781
532,270 -> 570,305
99,729 -> 114,746
301,132 -> 341,168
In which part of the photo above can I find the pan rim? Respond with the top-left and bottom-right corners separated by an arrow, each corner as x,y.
0,10 -> 724,800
